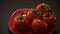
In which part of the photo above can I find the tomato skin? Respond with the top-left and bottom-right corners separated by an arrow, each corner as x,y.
31,18 -> 47,34
14,16 -> 29,32
35,3 -> 51,18
8,8 -> 35,34
8,9 -> 25,34
42,11 -> 56,23
42,11 -> 56,33
25,9 -> 36,24
36,3 -> 50,11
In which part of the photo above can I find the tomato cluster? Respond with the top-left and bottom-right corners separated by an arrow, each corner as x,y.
8,3 -> 56,34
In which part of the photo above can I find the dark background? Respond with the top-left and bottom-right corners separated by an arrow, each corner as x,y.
0,0 -> 60,34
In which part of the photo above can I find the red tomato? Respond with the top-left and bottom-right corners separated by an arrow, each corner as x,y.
42,10 -> 56,23
31,18 -> 47,34
14,15 -> 30,32
8,3 -> 56,34
42,11 -> 56,33
8,9 -> 24,34
8,8 -> 34,34
36,3 -> 50,11
35,3 -> 51,19
25,9 -> 36,24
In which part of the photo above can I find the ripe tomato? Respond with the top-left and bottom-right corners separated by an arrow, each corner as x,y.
42,10 -> 56,23
8,3 -> 56,34
42,10 -> 56,33
35,3 -> 51,19
8,8 -> 35,34
36,3 -> 50,11
25,9 -> 35,24
31,18 -> 47,34
8,9 -> 24,34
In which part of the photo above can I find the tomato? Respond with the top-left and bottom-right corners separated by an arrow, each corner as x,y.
8,9 -> 24,34
14,15 -> 30,32
42,10 -> 56,33
8,3 -> 56,34
25,9 -> 35,24
42,10 -> 56,23
31,18 -> 47,34
8,8 -> 35,34
35,3 -> 51,19
36,3 -> 51,11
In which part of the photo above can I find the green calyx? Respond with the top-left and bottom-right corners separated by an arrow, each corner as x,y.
41,6 -> 45,10
18,16 -> 24,20
47,12 -> 51,17
33,10 -> 38,15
